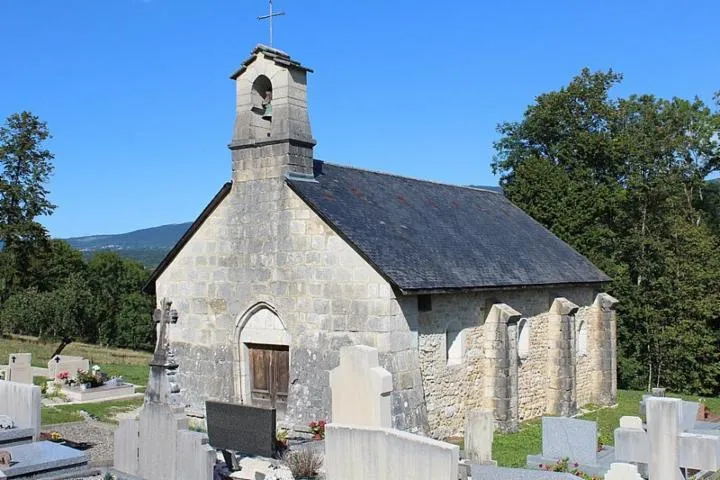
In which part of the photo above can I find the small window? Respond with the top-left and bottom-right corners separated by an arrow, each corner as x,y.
418,294 -> 432,312
517,318 -> 530,360
577,320 -> 588,357
446,321 -> 464,366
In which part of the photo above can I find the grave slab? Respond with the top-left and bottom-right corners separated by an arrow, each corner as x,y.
471,464 -> 583,479
206,401 -> 276,458
0,440 -> 89,478
0,428 -> 33,447
61,382 -> 136,402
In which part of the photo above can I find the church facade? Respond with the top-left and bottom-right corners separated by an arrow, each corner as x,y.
144,45 -> 617,437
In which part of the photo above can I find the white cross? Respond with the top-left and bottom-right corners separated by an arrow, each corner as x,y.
257,0 -> 285,47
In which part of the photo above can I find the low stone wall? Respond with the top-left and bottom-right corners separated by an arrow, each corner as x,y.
325,423 -> 459,480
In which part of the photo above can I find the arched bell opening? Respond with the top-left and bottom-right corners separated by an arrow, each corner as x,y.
251,75 -> 273,122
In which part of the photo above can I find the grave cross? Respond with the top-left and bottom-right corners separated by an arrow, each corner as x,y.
257,0 -> 285,47
150,298 -> 178,368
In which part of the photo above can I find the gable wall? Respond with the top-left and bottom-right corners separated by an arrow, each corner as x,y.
155,167 -> 426,431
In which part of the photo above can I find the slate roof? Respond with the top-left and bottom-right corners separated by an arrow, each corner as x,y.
286,161 -> 610,293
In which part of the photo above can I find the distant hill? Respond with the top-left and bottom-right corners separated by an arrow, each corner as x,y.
63,222 -> 192,268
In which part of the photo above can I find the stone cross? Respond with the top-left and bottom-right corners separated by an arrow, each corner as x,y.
329,345 -> 392,428
257,0 -> 285,47
614,397 -> 720,479
146,298 -> 181,405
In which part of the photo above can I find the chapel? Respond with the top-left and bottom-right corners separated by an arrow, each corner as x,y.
144,45 -> 618,437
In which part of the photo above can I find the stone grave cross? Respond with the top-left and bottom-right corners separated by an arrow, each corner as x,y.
145,298 -> 181,405
614,397 -> 720,480
329,345 -> 392,428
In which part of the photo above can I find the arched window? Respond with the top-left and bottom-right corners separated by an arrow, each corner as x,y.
517,318 -> 530,360
446,321 -> 464,366
577,320 -> 588,357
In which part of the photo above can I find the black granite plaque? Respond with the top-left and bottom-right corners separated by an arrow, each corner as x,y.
206,401 -> 276,457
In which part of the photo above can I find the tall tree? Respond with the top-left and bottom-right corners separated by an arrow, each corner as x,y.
493,69 -> 720,394
0,112 -> 56,298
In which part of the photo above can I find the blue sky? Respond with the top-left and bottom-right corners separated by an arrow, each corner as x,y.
1,0 -> 719,238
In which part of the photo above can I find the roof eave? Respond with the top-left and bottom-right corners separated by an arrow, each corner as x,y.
397,279 -> 611,296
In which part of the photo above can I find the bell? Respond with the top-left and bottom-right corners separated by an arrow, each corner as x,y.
262,103 -> 272,121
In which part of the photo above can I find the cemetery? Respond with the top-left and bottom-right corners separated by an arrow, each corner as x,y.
1,8 -> 720,480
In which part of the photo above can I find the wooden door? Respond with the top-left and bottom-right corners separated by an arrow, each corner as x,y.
247,344 -> 289,413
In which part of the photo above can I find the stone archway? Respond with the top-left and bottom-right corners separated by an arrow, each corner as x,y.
233,303 -> 291,413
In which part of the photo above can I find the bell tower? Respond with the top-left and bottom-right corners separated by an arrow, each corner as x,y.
229,45 -> 315,181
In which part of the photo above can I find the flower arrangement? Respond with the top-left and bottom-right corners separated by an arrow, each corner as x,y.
275,428 -> 289,450
539,458 -> 600,480
308,420 -> 326,440
76,369 -> 104,388
55,370 -> 76,385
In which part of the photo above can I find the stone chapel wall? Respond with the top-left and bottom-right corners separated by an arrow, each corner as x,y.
155,167 -> 426,432
412,287 -> 599,438
517,312 -> 550,421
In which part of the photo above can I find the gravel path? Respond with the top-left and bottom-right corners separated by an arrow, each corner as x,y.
43,420 -> 116,467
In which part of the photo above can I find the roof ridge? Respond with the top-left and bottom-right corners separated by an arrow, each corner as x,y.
316,159 -> 501,194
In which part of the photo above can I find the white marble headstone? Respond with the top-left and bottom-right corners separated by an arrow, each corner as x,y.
329,345 -> 392,428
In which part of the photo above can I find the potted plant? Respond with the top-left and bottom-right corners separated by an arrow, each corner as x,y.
283,449 -> 323,480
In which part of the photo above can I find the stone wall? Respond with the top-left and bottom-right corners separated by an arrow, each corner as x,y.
518,312 -> 550,421
411,287 -> 600,438
156,167 -> 426,431
575,306 -> 594,408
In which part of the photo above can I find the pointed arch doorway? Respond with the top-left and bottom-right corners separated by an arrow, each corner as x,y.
234,303 -> 291,415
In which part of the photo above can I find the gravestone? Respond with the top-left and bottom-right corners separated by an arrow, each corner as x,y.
329,345 -> 392,428
619,416 -> 642,429
47,355 -> 89,380
0,379 -> 41,441
206,401 -> 276,458
603,463 -> 643,480
530,417 -> 598,467
614,397 -> 720,480
6,354 -> 32,385
465,410 -> 494,464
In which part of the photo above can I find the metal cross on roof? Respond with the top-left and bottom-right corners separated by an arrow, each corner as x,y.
257,0 -> 285,48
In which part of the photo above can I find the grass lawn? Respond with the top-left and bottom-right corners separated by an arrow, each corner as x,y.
42,397 -> 144,426
0,335 -> 151,386
492,389 -> 720,467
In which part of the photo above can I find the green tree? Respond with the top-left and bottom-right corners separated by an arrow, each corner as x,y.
0,274 -> 94,356
0,112 -> 56,298
493,69 -> 720,394
26,239 -> 87,293
114,292 -> 155,351
87,252 -> 152,347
